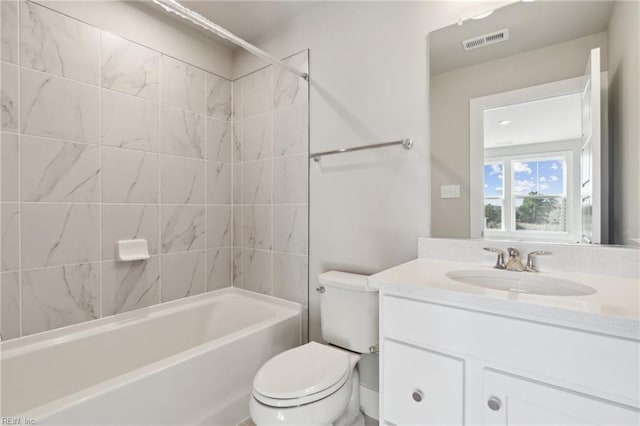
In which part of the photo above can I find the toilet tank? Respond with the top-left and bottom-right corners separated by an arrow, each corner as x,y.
318,271 -> 378,354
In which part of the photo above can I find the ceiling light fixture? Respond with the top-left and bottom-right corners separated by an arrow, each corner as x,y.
472,10 -> 494,20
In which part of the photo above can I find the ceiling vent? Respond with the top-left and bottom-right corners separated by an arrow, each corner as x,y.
462,28 -> 509,51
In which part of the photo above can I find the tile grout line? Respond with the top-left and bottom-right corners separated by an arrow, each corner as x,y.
17,0 -> 23,337
234,100 -> 304,125
15,59 -> 209,112
237,77 -> 243,291
204,73 -> 208,293
270,64 -> 275,298
234,78 -> 243,290
14,248 -> 231,274
18,202 -> 217,206
306,52 -> 311,342
98,29 -> 103,319
13,66 -> 230,157
158,54 -> 163,305
14,119 -> 222,159
230,76 -> 236,289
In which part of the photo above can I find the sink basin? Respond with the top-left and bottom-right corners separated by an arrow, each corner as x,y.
445,269 -> 597,296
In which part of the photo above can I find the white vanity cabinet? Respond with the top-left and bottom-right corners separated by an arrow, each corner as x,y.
379,294 -> 640,425
384,339 -> 464,424
482,369 -> 638,425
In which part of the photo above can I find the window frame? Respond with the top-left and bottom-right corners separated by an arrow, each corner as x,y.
468,76 -> 588,241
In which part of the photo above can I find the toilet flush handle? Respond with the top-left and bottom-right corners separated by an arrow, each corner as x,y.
315,286 -> 325,294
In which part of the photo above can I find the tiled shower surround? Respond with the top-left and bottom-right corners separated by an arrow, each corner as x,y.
0,1 -> 309,340
231,54 -> 309,330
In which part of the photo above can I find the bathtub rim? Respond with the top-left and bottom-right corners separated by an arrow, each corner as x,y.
3,288 -> 301,419
1,287 -> 300,355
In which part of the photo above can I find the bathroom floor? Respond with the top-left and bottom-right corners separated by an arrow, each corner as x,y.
238,415 -> 379,425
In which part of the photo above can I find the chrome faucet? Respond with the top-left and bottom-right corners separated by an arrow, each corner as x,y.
483,247 -> 505,269
525,250 -> 552,272
505,247 -> 525,272
484,247 -> 552,272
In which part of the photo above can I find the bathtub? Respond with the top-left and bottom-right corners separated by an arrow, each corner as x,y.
0,288 -> 301,425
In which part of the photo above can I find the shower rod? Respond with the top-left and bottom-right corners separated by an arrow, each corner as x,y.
151,0 -> 309,81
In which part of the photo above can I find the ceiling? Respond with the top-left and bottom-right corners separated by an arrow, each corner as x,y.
483,93 -> 582,148
430,0 -> 615,75
145,0 -> 320,49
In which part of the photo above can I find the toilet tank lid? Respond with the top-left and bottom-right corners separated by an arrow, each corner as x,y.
318,271 -> 377,292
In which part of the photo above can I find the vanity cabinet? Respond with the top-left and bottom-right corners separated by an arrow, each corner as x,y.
384,339 -> 464,425
482,369 -> 638,425
379,294 -> 640,425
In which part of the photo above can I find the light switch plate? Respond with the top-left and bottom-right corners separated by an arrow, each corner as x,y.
441,185 -> 460,199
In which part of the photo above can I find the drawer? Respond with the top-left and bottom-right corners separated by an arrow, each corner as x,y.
382,339 -> 464,425
382,295 -> 640,407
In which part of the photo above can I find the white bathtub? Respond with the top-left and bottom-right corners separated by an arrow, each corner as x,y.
0,288 -> 301,425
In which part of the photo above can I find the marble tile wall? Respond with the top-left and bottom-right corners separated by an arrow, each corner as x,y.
0,1 -> 233,339
231,51 -> 309,341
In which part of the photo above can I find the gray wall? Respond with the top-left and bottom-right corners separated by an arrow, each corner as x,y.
430,32 -> 608,238
608,0 -> 640,246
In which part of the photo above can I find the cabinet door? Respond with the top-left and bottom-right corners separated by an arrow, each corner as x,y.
483,369 -> 640,425
383,339 -> 464,425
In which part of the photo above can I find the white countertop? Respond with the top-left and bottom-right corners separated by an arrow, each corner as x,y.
369,258 -> 640,341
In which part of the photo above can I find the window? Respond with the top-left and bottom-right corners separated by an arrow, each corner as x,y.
484,154 -> 571,239
483,162 -> 504,230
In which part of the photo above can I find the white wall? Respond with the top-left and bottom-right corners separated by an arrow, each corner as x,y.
608,0 -> 640,246
37,0 -> 232,78
232,0 -> 511,391
430,32 -> 608,238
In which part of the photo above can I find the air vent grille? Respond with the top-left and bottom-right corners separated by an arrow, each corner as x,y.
463,28 -> 509,51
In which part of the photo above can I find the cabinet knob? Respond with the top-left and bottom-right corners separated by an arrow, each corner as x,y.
487,396 -> 502,411
412,390 -> 424,402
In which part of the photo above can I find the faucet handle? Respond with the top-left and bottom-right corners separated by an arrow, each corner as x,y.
525,250 -> 552,272
483,247 -> 506,269
507,247 -> 520,257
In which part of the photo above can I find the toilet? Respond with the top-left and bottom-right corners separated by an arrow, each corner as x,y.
250,271 -> 379,426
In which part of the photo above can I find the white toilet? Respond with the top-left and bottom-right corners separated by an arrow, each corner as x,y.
250,271 -> 379,426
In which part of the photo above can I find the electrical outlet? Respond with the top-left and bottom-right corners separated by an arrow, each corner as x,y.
441,185 -> 460,199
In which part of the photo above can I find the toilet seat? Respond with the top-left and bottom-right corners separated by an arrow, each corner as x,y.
253,342 -> 352,407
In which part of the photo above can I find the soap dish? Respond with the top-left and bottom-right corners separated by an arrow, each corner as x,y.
117,239 -> 150,262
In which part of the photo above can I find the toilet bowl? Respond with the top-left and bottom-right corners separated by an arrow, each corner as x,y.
250,342 -> 363,426
250,271 -> 378,426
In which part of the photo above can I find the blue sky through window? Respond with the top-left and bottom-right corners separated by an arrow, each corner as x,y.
484,159 -> 564,198
513,159 -> 564,195
484,162 -> 504,198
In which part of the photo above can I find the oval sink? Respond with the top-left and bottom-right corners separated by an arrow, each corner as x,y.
445,269 -> 597,296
